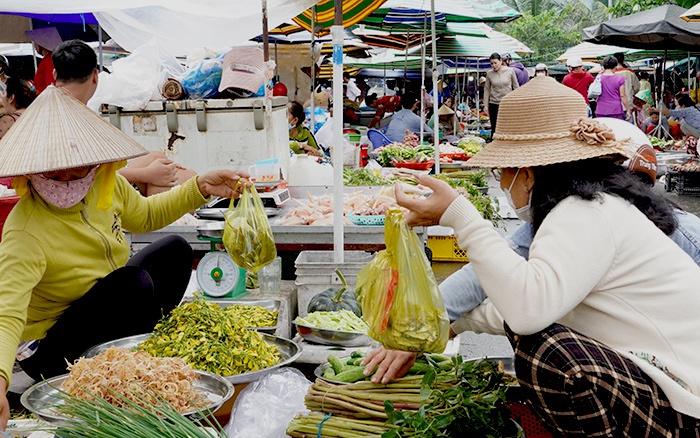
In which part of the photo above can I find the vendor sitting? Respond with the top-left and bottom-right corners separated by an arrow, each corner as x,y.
384,92 -> 433,143
631,89 -> 653,129
366,93 -> 401,129
662,93 -> 700,139
428,104 -> 464,141
288,101 -> 322,157
0,86 -> 249,430
643,109 -> 670,136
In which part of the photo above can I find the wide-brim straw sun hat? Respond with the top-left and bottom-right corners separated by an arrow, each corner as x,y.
0,86 -> 147,178
467,76 -> 633,168
437,105 -> 455,116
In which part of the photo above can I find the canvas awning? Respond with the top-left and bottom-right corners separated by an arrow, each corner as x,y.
582,4 -> 700,51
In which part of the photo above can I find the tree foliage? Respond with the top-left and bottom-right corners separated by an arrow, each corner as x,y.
607,0 -> 696,17
496,2 -> 607,64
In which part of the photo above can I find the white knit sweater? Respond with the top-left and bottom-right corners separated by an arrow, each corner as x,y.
443,194 -> 700,419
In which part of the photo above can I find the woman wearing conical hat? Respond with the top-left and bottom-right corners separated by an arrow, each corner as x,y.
363,77 -> 700,435
0,86 -> 249,429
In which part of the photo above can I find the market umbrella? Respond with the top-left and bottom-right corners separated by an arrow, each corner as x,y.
681,2 -> 700,22
293,0 -> 387,35
361,0 -> 520,27
582,4 -> 700,51
557,42 -> 640,63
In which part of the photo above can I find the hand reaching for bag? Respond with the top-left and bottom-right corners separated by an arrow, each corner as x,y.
394,175 -> 459,227
196,170 -> 250,199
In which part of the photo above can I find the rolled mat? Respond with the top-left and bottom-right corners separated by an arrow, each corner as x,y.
162,78 -> 185,100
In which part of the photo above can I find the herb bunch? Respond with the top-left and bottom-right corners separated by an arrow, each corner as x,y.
382,357 -> 521,438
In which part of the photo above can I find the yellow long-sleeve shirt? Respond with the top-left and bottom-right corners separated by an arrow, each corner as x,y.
0,172 -> 207,384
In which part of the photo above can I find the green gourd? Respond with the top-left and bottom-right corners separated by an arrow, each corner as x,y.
307,269 -> 362,317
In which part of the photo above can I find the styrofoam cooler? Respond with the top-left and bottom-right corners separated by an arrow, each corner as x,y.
102,97 -> 290,178
295,250 -> 375,317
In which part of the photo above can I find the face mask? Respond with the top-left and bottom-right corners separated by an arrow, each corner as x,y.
502,168 -> 533,222
288,123 -> 294,131
536,72 -> 546,77
31,166 -> 98,209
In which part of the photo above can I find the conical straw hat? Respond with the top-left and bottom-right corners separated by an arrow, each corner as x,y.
0,86 -> 147,178
467,77 -> 633,169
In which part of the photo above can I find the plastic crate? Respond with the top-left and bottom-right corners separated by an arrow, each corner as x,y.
676,171 -> 700,196
426,235 -> 469,262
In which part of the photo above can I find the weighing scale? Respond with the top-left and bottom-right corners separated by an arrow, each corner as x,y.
195,234 -> 248,299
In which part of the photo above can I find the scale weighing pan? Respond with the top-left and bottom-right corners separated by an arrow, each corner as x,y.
196,208 -> 281,221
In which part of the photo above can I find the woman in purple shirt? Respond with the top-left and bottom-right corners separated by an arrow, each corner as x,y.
595,56 -> 630,120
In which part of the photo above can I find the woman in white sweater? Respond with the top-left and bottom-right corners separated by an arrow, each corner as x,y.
364,78 -> 700,436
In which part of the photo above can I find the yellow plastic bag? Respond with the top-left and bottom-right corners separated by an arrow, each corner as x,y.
356,209 -> 449,353
223,184 -> 277,273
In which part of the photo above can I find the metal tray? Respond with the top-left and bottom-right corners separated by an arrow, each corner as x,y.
196,208 -> 281,221
82,333 -> 301,385
293,322 -> 372,347
21,369 -> 234,425
182,297 -> 281,334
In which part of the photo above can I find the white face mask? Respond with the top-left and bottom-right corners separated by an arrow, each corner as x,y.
502,168 -> 533,222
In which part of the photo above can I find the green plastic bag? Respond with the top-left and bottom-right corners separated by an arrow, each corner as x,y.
223,185 -> 277,273
356,209 -> 449,353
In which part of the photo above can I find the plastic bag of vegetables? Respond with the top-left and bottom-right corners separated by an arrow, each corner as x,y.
355,209 -> 449,353
223,184 -> 276,272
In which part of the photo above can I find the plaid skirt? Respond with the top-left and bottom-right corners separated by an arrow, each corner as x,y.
505,323 -> 700,437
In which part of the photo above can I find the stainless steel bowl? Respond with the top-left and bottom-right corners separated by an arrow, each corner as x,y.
181,297 -> 281,334
82,333 -> 301,385
293,322 -> 372,347
195,221 -> 224,238
21,369 -> 234,425
314,360 -> 355,385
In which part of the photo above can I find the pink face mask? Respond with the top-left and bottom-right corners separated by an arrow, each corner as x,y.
31,166 -> 98,209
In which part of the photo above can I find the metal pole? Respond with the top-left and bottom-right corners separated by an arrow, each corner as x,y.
332,0 -> 345,264
431,0 -> 440,173
453,57 -> 458,136
28,19 -> 37,73
262,0 -> 269,62
419,13 -> 427,145
97,25 -> 104,71
309,7 -> 316,134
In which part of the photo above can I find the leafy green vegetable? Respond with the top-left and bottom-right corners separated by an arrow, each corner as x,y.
295,309 -> 369,332
382,357 -> 520,438
343,168 -> 396,186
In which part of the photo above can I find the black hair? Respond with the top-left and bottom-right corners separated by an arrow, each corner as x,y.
401,92 -> 417,109
365,93 -> 378,106
288,101 -> 305,127
489,53 -> 501,61
676,93 -> 696,108
529,158 -> 677,236
343,71 -> 351,79
640,71 -> 649,80
602,56 -> 618,71
52,39 -> 97,83
614,52 -> 625,64
4,77 -> 38,109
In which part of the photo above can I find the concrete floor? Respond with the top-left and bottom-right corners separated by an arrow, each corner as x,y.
440,172 -> 700,360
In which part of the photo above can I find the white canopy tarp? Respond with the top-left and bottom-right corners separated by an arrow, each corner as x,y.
557,42 -> 641,63
0,0 -> 319,55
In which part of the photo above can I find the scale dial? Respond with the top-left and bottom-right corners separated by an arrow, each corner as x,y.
196,251 -> 240,297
